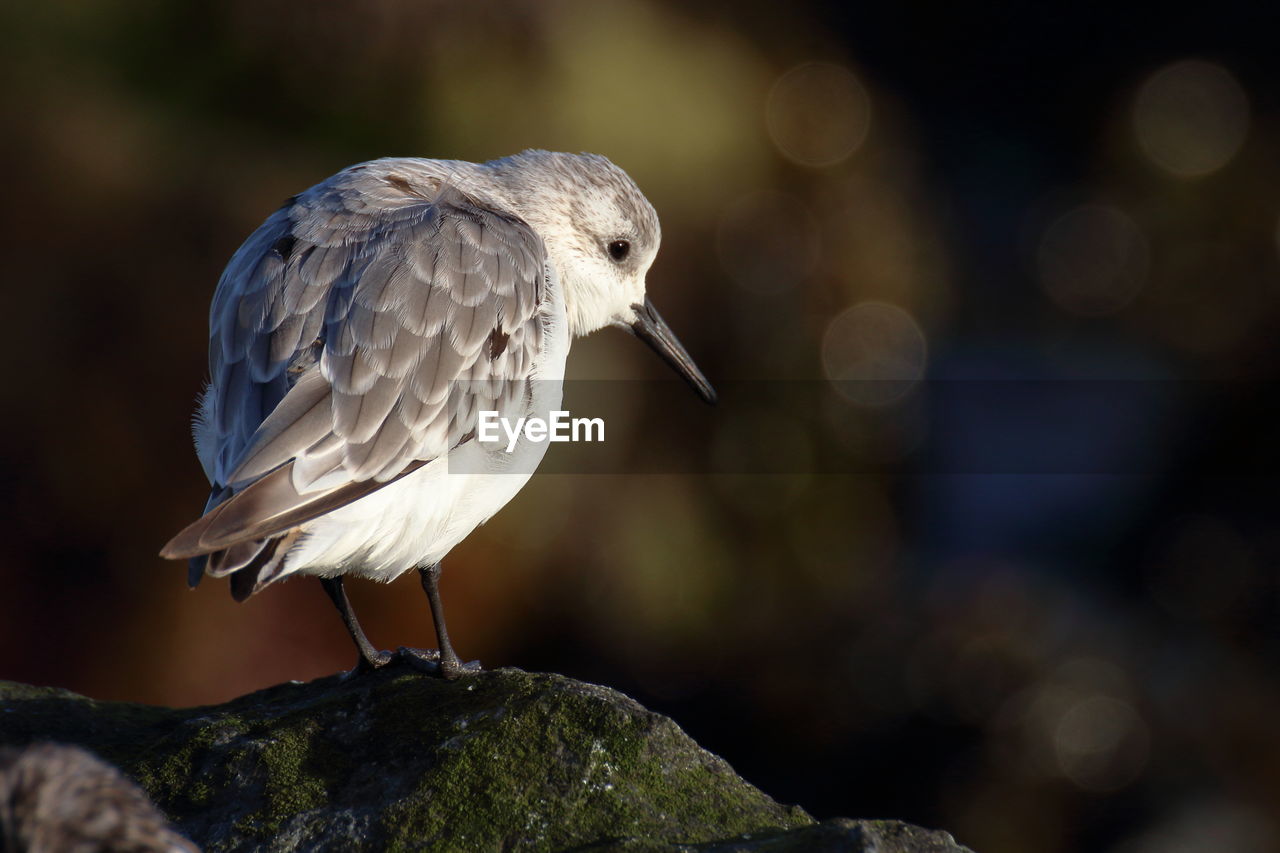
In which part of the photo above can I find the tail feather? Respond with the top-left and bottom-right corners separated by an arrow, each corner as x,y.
225,530 -> 303,602
187,555 -> 208,588
168,469 -> 314,601
161,459 -> 427,561
207,539 -> 269,577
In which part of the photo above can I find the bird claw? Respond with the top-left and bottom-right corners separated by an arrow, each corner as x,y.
393,646 -> 482,679
338,648 -> 395,680
339,646 -> 481,680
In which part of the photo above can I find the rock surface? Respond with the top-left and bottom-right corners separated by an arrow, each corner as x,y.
0,667 -> 972,851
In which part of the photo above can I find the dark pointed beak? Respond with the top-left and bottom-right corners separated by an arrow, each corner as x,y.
629,298 -> 717,404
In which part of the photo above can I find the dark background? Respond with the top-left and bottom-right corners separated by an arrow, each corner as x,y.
2,2 -> 1279,851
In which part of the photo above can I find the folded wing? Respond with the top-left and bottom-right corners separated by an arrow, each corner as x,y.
163,161 -> 547,564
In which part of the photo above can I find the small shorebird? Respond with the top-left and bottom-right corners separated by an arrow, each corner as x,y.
161,151 -> 715,678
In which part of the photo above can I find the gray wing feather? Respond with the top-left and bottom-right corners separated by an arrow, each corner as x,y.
171,162 -> 546,558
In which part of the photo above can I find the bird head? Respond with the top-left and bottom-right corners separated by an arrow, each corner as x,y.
490,150 -> 716,404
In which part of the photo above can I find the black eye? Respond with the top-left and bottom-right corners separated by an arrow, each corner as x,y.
607,240 -> 630,262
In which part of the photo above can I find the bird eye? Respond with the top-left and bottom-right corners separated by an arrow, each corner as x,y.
607,240 -> 631,262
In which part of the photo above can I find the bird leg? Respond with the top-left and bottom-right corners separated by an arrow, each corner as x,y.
319,570 -> 479,679
320,576 -> 392,673
415,563 -> 480,680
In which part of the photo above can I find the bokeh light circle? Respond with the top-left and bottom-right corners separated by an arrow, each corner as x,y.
766,62 -> 871,167
1133,60 -> 1250,177
1054,695 -> 1149,792
822,302 -> 927,406
1037,204 -> 1148,316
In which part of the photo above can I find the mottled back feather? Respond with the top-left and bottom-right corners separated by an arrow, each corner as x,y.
164,162 -> 547,560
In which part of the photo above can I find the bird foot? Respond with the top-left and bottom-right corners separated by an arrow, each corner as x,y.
338,648 -> 395,681
340,646 -> 481,680
392,646 -> 482,680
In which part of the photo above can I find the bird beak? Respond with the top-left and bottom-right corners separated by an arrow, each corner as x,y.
629,298 -> 717,404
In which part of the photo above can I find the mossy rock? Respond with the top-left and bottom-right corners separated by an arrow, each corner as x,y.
0,667 -> 971,851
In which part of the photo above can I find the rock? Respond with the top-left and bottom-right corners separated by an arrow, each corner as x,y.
0,667 -> 972,851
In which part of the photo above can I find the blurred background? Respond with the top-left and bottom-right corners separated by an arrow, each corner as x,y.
2,1 -> 1279,851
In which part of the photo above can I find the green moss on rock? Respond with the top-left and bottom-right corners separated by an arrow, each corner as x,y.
0,668 -> 971,852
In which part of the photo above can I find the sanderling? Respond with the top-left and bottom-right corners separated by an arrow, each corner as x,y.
161,150 -> 715,678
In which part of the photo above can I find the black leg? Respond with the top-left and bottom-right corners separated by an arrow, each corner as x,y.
419,564 -> 466,679
320,577 -> 391,672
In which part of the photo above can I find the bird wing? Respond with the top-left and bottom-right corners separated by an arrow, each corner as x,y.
163,162 -> 547,559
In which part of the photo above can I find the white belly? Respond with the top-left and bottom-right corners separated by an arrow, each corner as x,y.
282,436 -> 552,581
